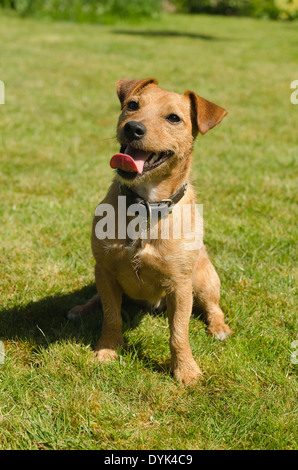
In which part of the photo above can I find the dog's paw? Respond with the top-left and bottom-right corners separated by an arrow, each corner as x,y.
94,348 -> 118,362
207,323 -> 232,341
214,330 -> 231,340
66,304 -> 86,320
172,360 -> 203,386
66,295 -> 100,320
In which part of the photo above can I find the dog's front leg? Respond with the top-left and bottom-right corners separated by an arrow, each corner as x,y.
94,264 -> 123,362
166,280 -> 202,385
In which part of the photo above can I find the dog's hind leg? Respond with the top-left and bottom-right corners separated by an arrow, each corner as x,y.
67,294 -> 101,320
192,246 -> 231,340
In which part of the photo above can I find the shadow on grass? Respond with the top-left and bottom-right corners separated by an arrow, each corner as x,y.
0,284 -> 99,348
0,285 -> 206,374
112,29 -> 224,41
0,284 -> 147,348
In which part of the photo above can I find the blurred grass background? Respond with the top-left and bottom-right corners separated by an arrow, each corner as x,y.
0,3 -> 297,450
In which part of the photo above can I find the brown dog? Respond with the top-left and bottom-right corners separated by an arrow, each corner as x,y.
68,78 -> 231,385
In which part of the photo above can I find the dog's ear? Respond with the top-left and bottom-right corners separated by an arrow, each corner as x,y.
185,91 -> 227,136
117,78 -> 158,108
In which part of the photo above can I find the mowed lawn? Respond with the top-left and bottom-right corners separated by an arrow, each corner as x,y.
0,12 -> 297,450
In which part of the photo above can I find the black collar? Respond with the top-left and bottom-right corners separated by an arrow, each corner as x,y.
119,182 -> 188,230
119,181 -> 188,208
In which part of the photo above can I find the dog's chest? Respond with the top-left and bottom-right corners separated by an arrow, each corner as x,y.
116,241 -> 168,302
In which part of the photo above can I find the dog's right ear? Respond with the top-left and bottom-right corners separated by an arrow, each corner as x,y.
184,91 -> 227,137
117,78 -> 158,109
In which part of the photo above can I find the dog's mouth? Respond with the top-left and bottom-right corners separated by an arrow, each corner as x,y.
110,145 -> 174,176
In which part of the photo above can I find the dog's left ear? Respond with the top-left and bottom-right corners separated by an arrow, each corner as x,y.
117,78 -> 158,109
184,91 -> 227,136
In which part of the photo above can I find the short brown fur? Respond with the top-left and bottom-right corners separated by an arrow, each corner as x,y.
68,79 -> 231,385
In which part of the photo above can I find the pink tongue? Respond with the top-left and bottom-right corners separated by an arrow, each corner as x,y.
110,146 -> 150,174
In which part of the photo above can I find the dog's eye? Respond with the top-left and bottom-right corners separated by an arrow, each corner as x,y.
166,114 -> 181,124
127,101 -> 139,111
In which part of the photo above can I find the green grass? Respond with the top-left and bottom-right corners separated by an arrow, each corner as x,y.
0,12 -> 297,450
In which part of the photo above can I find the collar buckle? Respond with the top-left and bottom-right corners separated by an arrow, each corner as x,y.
119,181 -> 188,233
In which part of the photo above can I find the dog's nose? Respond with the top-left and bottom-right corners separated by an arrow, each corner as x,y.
124,121 -> 147,141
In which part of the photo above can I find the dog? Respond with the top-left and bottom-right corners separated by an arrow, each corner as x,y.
68,78 -> 231,385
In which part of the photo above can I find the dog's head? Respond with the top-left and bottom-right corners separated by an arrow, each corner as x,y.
110,78 -> 227,184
